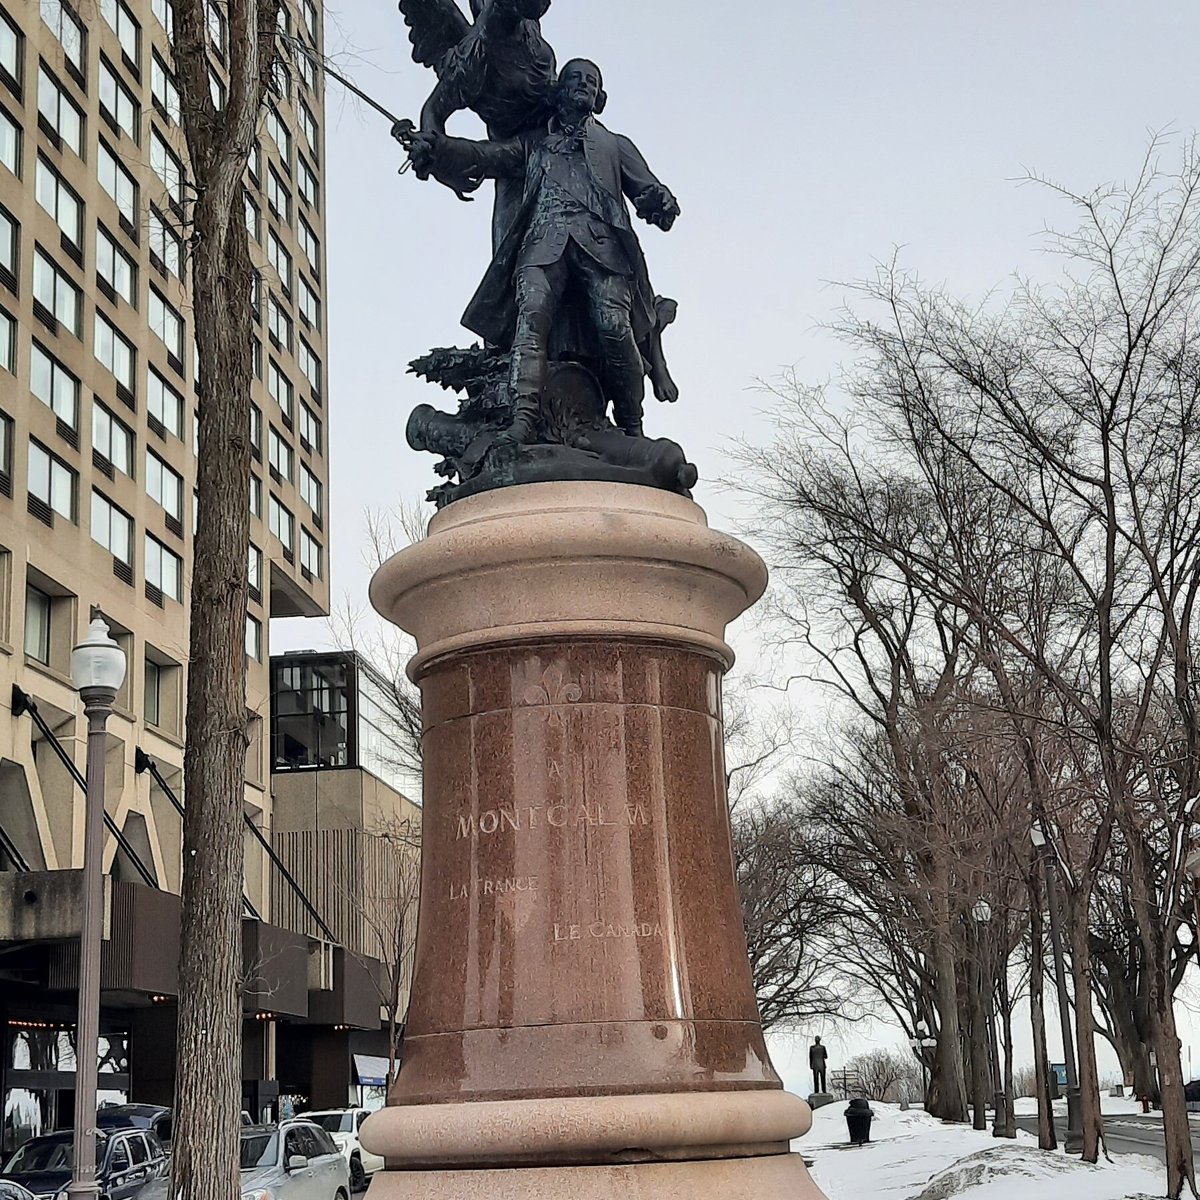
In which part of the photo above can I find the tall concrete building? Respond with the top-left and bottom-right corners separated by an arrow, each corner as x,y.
0,0 -> 407,1147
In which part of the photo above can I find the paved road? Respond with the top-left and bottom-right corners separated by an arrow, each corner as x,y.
1014,1112 -> 1200,1164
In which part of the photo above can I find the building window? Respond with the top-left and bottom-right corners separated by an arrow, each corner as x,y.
148,368 -> 184,438
0,103 -> 18,176
249,473 -> 262,517
37,66 -> 82,156
0,9 -> 18,95
100,0 -> 140,68
298,339 -> 321,394
244,191 -> 260,241
299,277 -> 320,330
28,440 -> 77,521
151,53 -> 180,123
33,249 -> 81,335
268,231 -> 292,294
93,402 -> 134,476
0,307 -> 11,371
206,1 -> 226,58
148,207 -> 182,277
298,156 -> 318,210
265,106 -> 290,165
299,464 -> 321,518
30,343 -> 79,427
150,287 -> 184,359
266,166 -> 290,224
94,312 -> 137,390
150,130 -> 184,204
247,139 -> 260,181
0,407 -> 12,485
249,403 -> 262,452
145,534 -> 182,600
298,98 -> 317,154
300,0 -> 317,40
99,58 -> 139,143
40,1 -> 85,80
144,657 -> 162,724
151,0 -> 173,39
96,225 -> 137,304
268,495 -> 293,549
245,614 -> 262,661
299,403 -> 322,454
35,158 -> 82,247
268,359 -> 293,418
267,296 -> 292,352
24,585 -> 52,663
298,216 -> 319,273
146,449 -> 183,520
268,426 -> 292,481
0,203 -> 17,283
91,490 -> 133,564
248,543 -> 262,592
296,43 -> 316,92
209,66 -> 225,110
99,141 -> 138,227
300,529 -> 321,578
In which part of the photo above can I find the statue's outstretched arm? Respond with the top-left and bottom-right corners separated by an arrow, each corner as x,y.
616,134 -> 680,232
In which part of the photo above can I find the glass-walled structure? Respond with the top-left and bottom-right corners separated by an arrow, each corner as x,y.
270,651 -> 413,793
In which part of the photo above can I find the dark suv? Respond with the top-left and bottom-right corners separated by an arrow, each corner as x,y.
1,1128 -> 167,1200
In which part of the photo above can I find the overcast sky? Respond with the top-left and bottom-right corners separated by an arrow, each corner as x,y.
271,0 -> 1200,1068
275,0 -> 1200,655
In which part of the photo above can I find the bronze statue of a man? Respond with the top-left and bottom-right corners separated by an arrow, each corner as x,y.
407,59 -> 681,444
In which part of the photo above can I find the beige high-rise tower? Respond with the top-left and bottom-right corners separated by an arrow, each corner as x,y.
0,0 -> 368,1134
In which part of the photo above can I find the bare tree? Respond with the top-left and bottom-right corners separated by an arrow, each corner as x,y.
339,819 -> 422,1083
845,1048 -> 924,1103
745,137 -> 1200,1195
732,796 -> 853,1030
169,4 -> 281,1199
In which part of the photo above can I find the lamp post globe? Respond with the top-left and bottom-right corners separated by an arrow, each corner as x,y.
1030,824 -> 1047,849
67,612 -> 125,1200
70,614 -> 127,697
972,898 -> 992,924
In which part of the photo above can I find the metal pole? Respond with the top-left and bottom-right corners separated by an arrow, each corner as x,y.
67,686 -> 115,1200
1039,844 -> 1084,1154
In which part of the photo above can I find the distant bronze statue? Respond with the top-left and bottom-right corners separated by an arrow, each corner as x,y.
393,6 -> 693,506
810,1037 -> 829,1094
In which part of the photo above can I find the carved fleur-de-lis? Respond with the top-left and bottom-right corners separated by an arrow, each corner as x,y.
523,663 -> 583,708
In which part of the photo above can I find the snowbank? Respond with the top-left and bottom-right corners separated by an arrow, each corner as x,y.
803,1102 -> 1164,1199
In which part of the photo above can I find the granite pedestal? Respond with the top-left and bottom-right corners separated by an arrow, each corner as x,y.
362,482 -> 828,1199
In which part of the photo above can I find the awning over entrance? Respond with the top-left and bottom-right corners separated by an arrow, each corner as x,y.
353,1054 -> 390,1087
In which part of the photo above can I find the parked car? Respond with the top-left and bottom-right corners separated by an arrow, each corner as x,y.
239,1120 -> 349,1200
96,1105 -> 173,1149
0,1182 -> 37,1200
297,1110 -> 383,1192
0,1128 -> 167,1200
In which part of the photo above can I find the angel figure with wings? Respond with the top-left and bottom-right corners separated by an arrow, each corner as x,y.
397,0 -> 558,246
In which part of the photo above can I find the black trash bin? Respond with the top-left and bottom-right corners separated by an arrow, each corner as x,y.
845,1097 -> 874,1145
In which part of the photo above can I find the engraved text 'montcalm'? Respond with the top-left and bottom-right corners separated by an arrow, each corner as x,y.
454,804 -> 651,840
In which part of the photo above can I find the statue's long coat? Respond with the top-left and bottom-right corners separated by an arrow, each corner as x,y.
433,117 -> 665,352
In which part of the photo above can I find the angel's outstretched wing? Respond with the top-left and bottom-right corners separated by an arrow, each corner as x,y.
398,0 -> 472,70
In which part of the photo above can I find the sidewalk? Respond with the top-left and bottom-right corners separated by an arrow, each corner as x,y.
803,1102 -> 1165,1199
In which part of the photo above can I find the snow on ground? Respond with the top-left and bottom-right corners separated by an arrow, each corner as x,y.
802,1102 -> 1166,1199
1012,1094 -> 1149,1118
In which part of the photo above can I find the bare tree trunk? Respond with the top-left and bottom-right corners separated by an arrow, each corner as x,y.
168,3 -> 278,1199
999,961 -> 1016,1138
1029,874 -> 1057,1150
1067,903 -> 1103,1163
929,926 -> 968,1122
1153,996 -> 1195,1199
968,954 -> 989,1131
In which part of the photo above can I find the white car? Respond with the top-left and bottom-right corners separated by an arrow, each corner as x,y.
297,1111 -> 383,1192
239,1120 -> 350,1200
